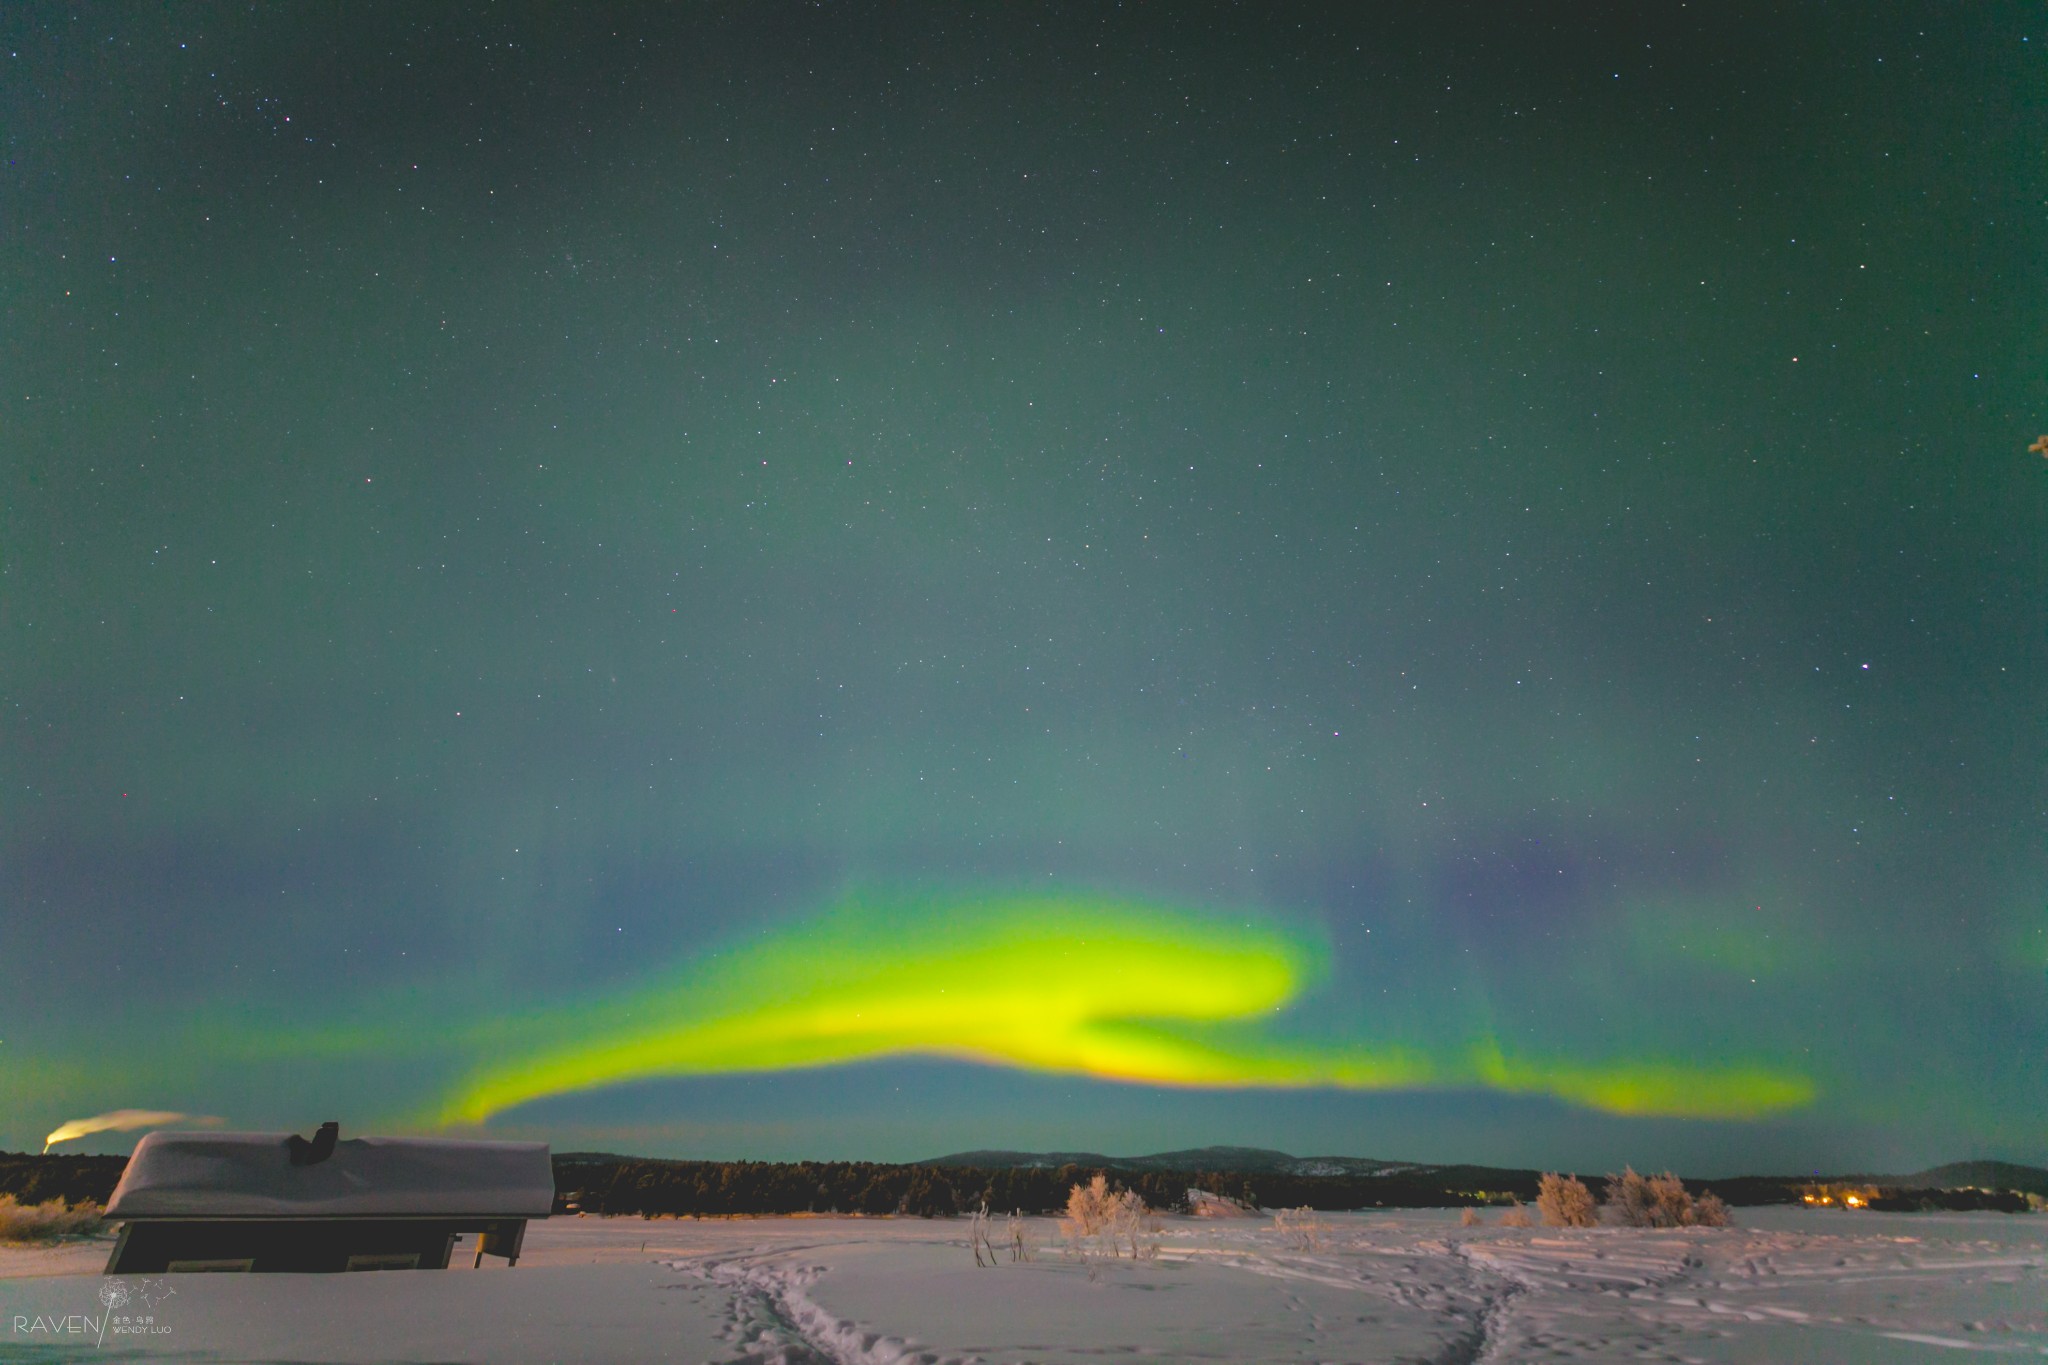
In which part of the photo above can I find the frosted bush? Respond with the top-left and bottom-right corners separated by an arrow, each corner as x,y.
1692,1191 -> 1732,1227
1498,1201 -> 1533,1227
1063,1174 -> 1114,1238
0,1196 -> 103,1243
969,1201 -> 999,1266
1005,1209 -> 1033,1261
1271,1205 -> 1326,1251
1602,1168 -> 1733,1228
1459,1206 -> 1482,1227
1537,1173 -> 1598,1228
1108,1187 -> 1158,1259
1062,1176 -> 1155,1260
1603,1167 -> 1658,1227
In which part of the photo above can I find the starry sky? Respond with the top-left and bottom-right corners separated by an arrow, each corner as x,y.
3,3 -> 2043,1175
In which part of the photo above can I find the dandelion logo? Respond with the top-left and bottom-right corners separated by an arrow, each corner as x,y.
94,1280 -> 129,1346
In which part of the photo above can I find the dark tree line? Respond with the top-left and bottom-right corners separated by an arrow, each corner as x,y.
0,1153 -> 127,1206
1865,1188 -> 2029,1213
0,1149 -> 2029,1218
548,1157 -> 1543,1217
550,1159 -> 2036,1218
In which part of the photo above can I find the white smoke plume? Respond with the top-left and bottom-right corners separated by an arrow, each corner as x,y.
42,1109 -> 222,1153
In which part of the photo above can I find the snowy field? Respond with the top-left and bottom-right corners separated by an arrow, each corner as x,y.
4,1207 -> 2044,1362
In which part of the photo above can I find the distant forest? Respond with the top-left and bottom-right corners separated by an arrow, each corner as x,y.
550,1155 -> 1525,1217
0,1151 -> 2032,1218
547,1158 -> 2029,1217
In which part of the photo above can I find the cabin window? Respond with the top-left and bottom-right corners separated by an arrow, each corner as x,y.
345,1252 -> 422,1272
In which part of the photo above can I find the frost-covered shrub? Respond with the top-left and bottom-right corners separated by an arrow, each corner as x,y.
969,1202 -> 999,1266
1272,1205 -> 1326,1250
1459,1206 -> 1482,1227
1603,1168 -> 1732,1228
1602,1167 -> 1659,1226
1536,1173 -> 1598,1228
0,1196 -> 103,1243
1692,1191 -> 1732,1228
1005,1209 -> 1034,1261
1062,1175 -> 1155,1260
1498,1201 -> 1533,1228
1111,1189 -> 1158,1259
1063,1174 -> 1116,1237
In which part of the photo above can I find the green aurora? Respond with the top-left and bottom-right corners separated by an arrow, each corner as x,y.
433,892 -> 1812,1126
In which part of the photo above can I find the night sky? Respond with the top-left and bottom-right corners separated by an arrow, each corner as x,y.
4,3 -> 2043,1174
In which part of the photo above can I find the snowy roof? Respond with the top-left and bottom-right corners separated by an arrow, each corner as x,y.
104,1131 -> 554,1219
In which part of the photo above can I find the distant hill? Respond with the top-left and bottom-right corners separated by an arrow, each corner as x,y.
925,1145 -> 1420,1177
922,1149 -> 1118,1171
1129,1147 -> 1420,1177
923,1148 -> 2048,1200
1903,1161 -> 2048,1196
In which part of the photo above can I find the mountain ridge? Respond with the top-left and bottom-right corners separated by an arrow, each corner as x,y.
923,1145 -> 1418,1177
923,1146 -> 2048,1190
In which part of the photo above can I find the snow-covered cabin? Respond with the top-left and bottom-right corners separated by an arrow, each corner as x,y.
103,1127 -> 552,1273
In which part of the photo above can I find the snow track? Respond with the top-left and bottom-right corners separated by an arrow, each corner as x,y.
659,1215 -> 2048,1364
672,1247 -> 953,1365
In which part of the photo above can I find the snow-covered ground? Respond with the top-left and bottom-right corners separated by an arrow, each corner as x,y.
3,1208 -> 2042,1362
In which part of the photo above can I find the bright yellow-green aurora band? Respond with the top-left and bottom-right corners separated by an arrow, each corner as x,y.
439,892 -> 1812,1127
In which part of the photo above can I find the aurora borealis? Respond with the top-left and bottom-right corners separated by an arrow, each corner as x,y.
3,4 -> 2043,1174
429,892 -> 1809,1128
